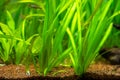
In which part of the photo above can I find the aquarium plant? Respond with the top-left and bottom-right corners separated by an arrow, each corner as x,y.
66,0 -> 120,75
103,0 -> 120,48
0,0 -> 44,66
0,0 -> 120,77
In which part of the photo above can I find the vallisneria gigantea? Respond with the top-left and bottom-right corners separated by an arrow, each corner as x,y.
67,0 -> 120,75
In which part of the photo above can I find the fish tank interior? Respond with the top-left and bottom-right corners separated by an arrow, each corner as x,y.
0,0 -> 120,80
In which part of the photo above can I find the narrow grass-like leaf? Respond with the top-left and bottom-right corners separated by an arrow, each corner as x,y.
6,10 -> 15,32
22,14 -> 44,39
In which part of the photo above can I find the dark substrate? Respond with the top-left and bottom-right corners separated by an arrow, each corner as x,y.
0,62 -> 120,80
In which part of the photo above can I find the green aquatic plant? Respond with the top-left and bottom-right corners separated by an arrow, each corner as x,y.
0,0 -> 71,75
0,0 -> 44,65
103,0 -> 120,48
0,0 -> 120,77
35,0 -> 74,75
0,10 -> 35,64
66,0 -> 120,75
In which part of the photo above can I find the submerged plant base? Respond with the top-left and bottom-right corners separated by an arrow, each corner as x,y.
0,62 -> 120,80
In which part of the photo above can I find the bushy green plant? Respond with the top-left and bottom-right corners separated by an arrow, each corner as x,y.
0,0 -> 44,66
0,0 -> 70,75
0,0 -> 120,77
35,0 -> 74,75
66,0 -> 120,75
